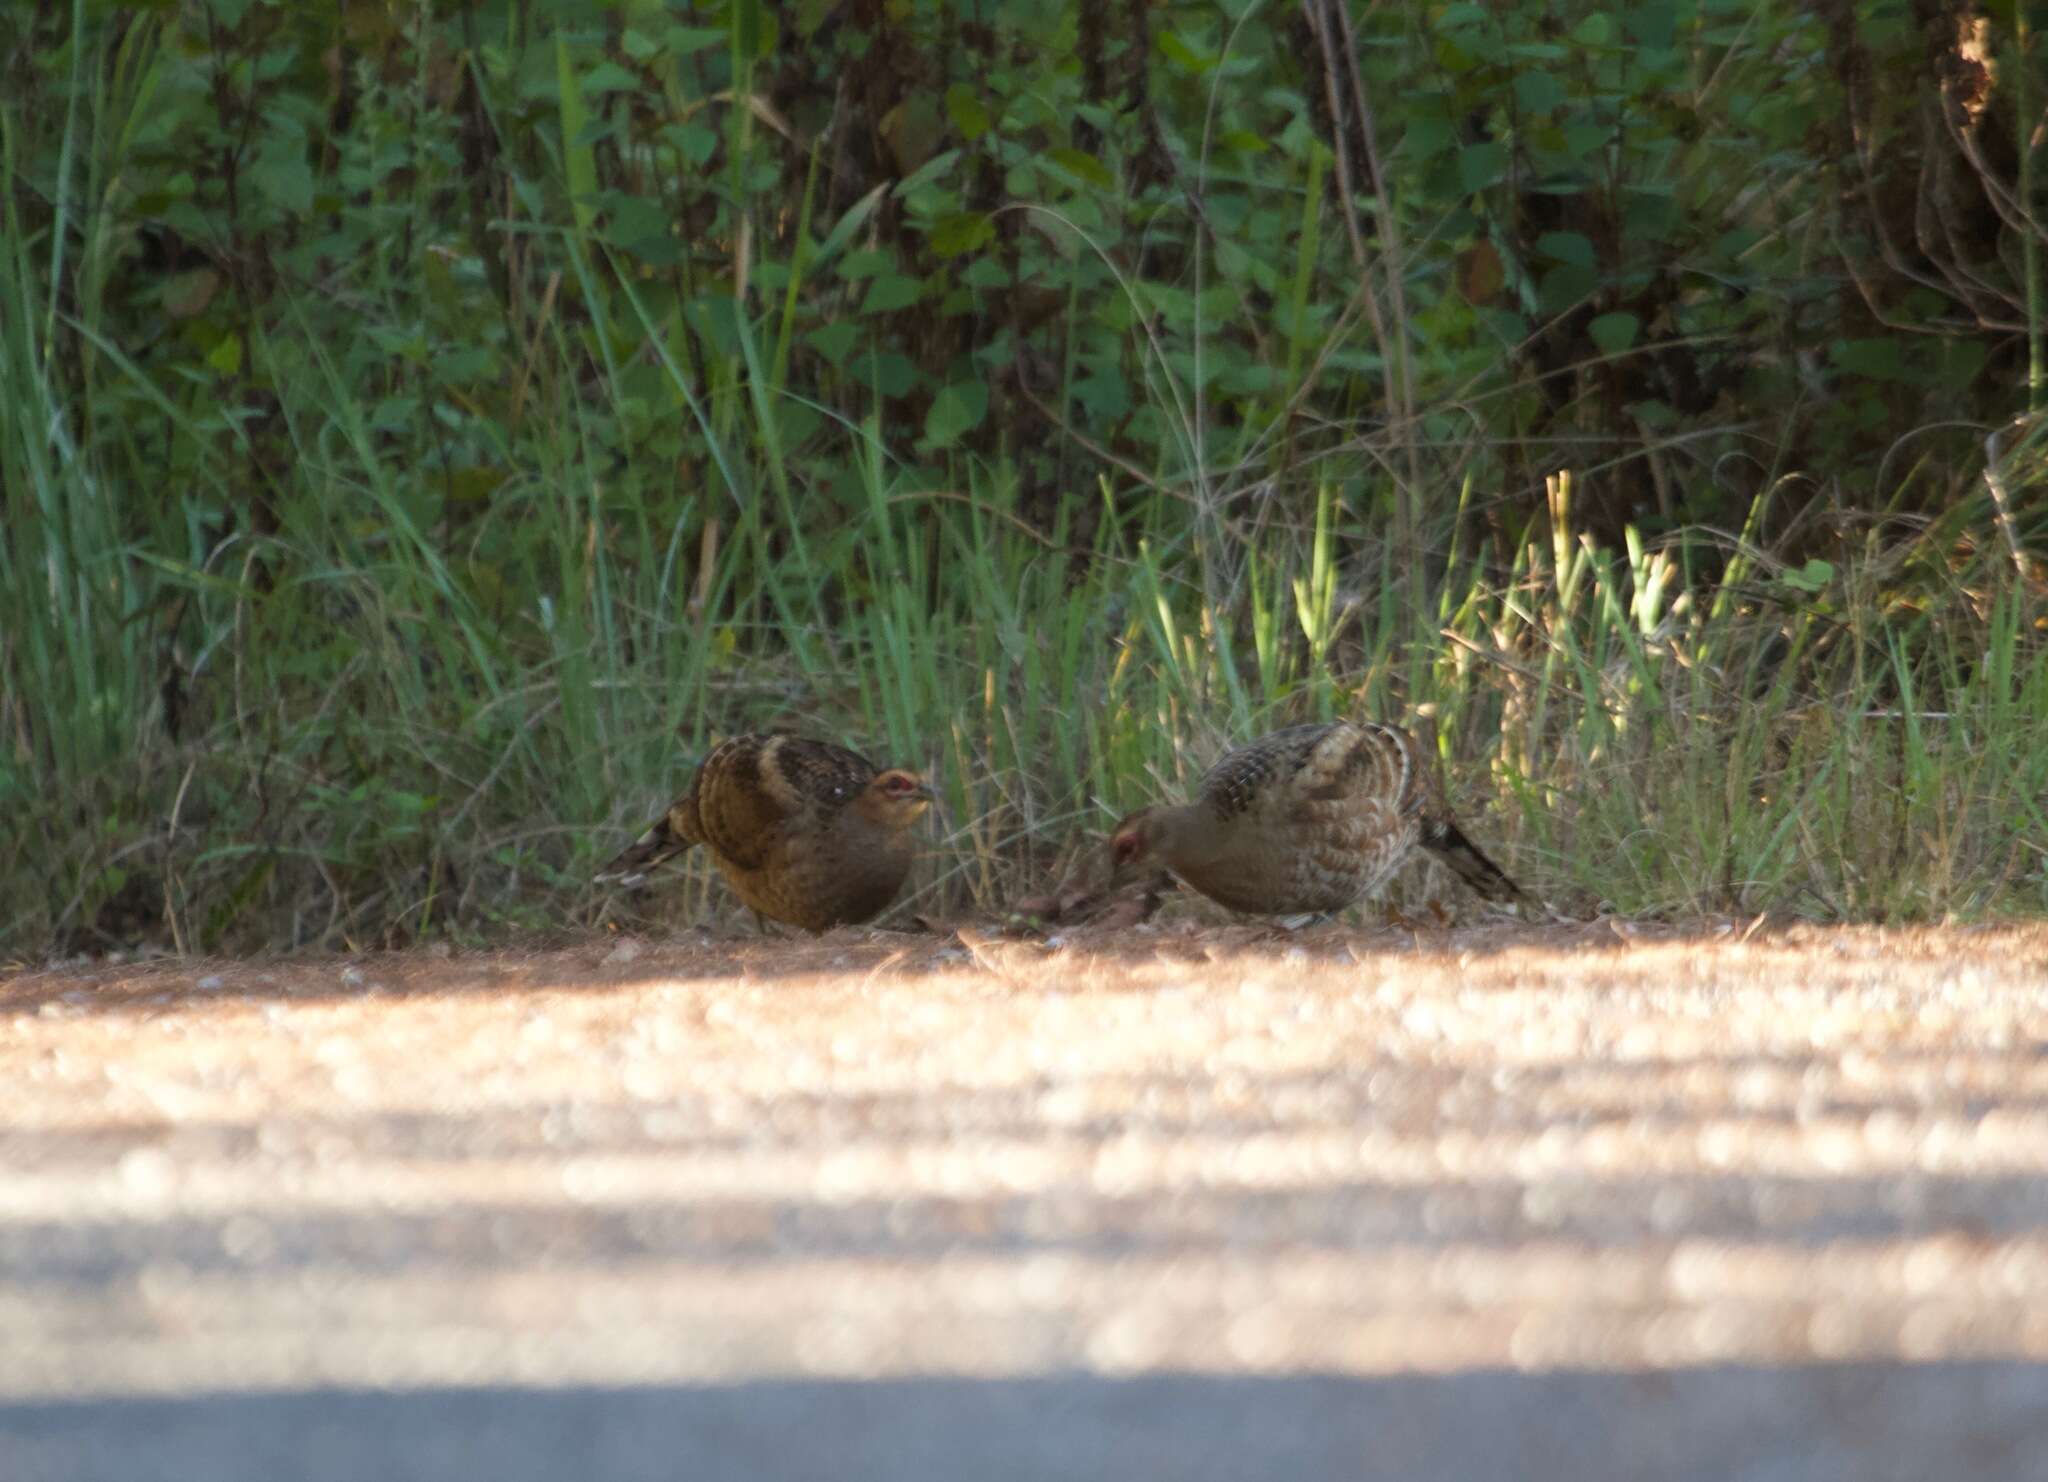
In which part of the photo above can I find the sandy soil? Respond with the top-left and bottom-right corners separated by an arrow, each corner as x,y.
6,918 -> 2048,1478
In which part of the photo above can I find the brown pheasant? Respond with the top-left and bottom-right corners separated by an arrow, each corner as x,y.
596,733 -> 933,932
1107,720 -> 1521,918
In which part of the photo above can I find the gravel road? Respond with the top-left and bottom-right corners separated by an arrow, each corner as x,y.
6,920 -> 2048,1479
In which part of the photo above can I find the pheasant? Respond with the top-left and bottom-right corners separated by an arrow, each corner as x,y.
1106,720 -> 1521,919
596,732 -> 934,932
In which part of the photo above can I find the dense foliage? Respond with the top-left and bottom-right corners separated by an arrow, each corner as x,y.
4,0 -> 2045,951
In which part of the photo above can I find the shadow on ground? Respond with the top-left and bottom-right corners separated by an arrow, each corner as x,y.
0,914 -> 1910,1017
12,1363 -> 2048,1482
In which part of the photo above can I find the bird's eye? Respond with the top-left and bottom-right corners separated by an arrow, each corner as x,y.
882,773 -> 920,797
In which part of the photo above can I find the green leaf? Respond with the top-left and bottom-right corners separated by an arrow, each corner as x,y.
1571,13 -> 1614,45
1434,37 -> 1476,74
840,249 -> 894,280
894,146 -> 963,197
447,466 -> 508,503
1832,337 -> 1905,382
250,144 -> 312,214
1073,370 -> 1130,421
604,191 -> 668,244
371,395 -> 419,432
1482,308 -> 1530,344
860,274 -> 923,313
961,257 -> 1010,289
661,123 -> 718,165
1217,362 -> 1276,395
581,61 -> 639,94
619,231 -> 683,266
1156,30 -> 1215,73
807,321 -> 860,367
206,331 -> 243,376
1588,312 -> 1640,355
1627,0 -> 1679,50
1537,230 -> 1596,267
1620,183 -> 1677,240
1782,558 -> 1835,594
924,379 -> 988,447
1406,115 -> 1456,160
855,351 -> 919,397
1713,228 -> 1763,260
944,83 -> 990,141
1458,141 -> 1506,193
1044,148 -> 1114,190
665,26 -> 725,57
930,211 -> 994,258
814,184 -> 889,271
367,324 -> 430,362
1537,262 -> 1598,313
1513,70 -> 1565,114
1563,123 -> 1610,159
436,347 -> 495,382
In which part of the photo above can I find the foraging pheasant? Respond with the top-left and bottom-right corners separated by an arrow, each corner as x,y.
1106,720 -> 1520,918
596,733 -> 933,932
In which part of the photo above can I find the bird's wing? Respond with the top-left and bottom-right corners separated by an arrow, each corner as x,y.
693,732 -> 878,868
1196,722 -> 1347,820
1200,719 -> 1430,826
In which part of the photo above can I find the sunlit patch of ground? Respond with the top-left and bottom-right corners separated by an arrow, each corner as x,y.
4,920 -> 2048,1403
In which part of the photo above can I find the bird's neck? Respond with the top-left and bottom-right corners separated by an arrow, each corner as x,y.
1152,802 -> 1223,871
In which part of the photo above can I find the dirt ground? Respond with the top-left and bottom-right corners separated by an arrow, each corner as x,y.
7,918 -> 2048,1480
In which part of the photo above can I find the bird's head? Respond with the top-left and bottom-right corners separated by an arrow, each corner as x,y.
859,769 -> 934,830
1106,806 -> 1164,887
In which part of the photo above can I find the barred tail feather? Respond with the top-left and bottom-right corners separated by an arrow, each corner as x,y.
1420,818 -> 1523,903
594,815 -> 693,885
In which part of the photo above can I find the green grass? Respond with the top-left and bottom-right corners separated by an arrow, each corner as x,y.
4,8 -> 2046,954
6,313 -> 2044,952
